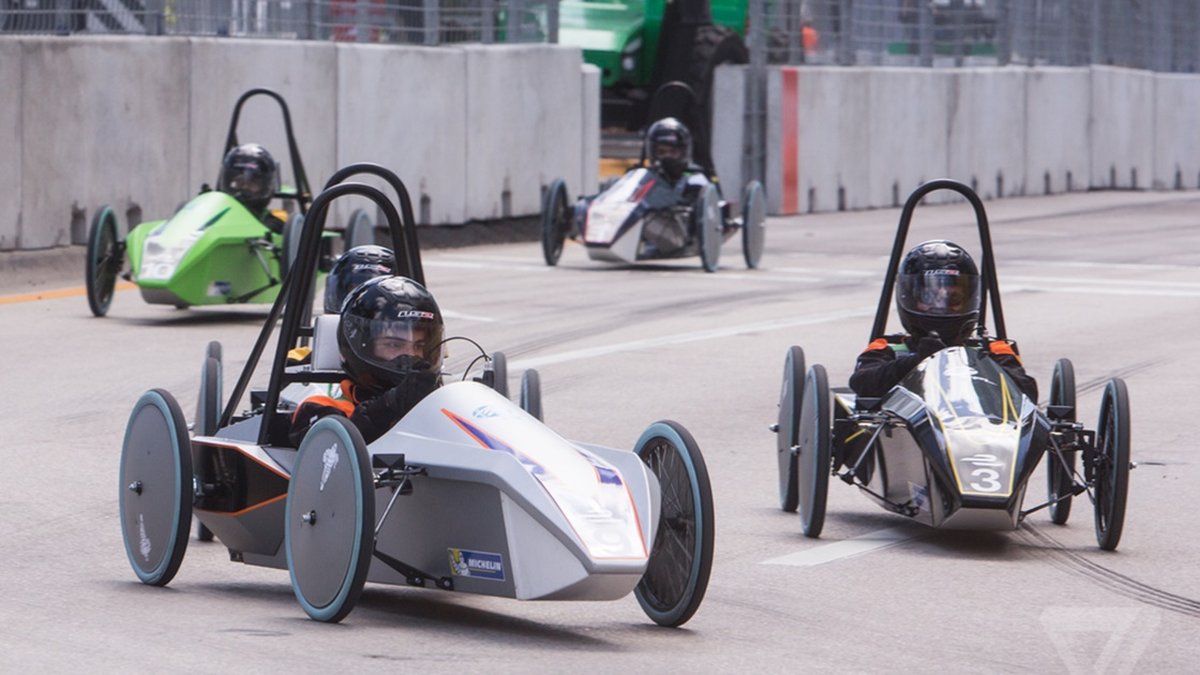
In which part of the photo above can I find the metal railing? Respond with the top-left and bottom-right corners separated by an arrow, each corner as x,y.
756,0 -> 1200,74
0,0 -> 558,44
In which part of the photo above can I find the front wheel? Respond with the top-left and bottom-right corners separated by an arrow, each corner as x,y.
519,369 -> 542,421
633,421 -> 714,628
486,351 -> 509,399
798,365 -> 832,538
695,184 -> 722,273
1047,358 -> 1077,525
1092,378 -> 1130,551
86,205 -> 124,317
286,416 -> 375,623
776,346 -> 805,512
741,181 -> 766,269
541,179 -> 570,266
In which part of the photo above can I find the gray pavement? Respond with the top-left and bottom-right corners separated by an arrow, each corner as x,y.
2,190 -> 1198,672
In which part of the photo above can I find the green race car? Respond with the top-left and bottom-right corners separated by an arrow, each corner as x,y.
84,88 -> 374,317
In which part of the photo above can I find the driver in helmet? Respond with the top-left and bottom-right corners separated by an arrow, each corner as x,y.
645,117 -> 711,194
217,143 -> 284,233
288,275 -> 443,445
849,240 -> 1037,400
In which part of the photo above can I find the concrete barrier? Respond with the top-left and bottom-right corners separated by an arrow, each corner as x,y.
712,64 -> 745,203
1025,67 -> 1089,195
947,68 -> 1026,200
335,44 -> 467,225
796,67 -> 871,213
0,41 -> 21,250
867,68 -> 950,208
464,44 -> 582,222
580,64 -> 600,197
1153,73 -> 1200,190
1,36 -> 595,251
1091,66 -> 1155,190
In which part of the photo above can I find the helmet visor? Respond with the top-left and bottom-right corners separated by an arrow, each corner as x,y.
899,271 -> 980,315
343,313 -> 443,373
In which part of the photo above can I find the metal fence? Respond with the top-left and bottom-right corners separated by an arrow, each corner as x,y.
757,0 -> 1200,74
0,0 -> 557,44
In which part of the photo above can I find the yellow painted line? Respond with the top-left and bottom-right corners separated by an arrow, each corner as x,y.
0,281 -> 136,306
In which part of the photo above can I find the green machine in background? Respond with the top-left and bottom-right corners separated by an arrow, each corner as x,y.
560,0 -> 749,136
84,88 -> 372,318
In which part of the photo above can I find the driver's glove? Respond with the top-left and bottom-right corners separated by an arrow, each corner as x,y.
917,335 -> 947,358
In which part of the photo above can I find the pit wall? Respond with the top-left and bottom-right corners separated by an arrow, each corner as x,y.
0,36 -> 594,250
713,64 -> 1200,215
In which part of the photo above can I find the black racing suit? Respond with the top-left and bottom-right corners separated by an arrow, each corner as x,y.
849,334 -> 1038,401
288,372 -> 438,446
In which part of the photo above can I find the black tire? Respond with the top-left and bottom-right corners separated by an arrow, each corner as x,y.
519,369 -> 543,421
344,208 -> 376,251
1092,378 -> 1130,551
686,24 -> 749,154
695,184 -> 722,273
86,205 -> 123,317
776,346 -> 805,512
741,181 -> 766,269
286,416 -> 375,623
281,213 -> 305,280
633,420 -> 714,628
1047,358 -> 1076,525
195,340 -> 223,542
488,351 -> 509,399
798,365 -> 832,538
541,179 -> 570,266
119,389 -> 193,587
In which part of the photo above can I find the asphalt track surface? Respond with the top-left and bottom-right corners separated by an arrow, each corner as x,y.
2,190 -> 1199,672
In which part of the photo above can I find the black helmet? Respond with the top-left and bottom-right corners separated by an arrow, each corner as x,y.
338,276 -> 444,391
324,245 -> 396,314
896,240 -> 981,343
645,117 -> 692,181
218,143 -> 279,214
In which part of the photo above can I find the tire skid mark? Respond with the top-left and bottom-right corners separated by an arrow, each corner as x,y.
1017,524 -> 1200,619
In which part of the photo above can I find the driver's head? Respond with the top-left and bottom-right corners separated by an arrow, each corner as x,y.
896,240 -> 981,344
645,117 -> 692,181
337,276 -> 444,391
324,245 -> 397,314
218,143 -> 279,214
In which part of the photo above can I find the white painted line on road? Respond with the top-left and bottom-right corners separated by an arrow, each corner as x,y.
1008,259 -> 1198,273
442,309 -> 497,323
509,307 -> 873,369
1006,275 -> 1200,290
762,523 -> 928,568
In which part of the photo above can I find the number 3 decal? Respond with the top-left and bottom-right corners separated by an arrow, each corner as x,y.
969,468 -> 1002,492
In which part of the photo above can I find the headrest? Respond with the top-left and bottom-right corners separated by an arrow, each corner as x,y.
311,314 -> 342,371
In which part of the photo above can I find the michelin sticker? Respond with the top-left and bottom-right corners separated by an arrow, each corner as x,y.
448,548 -> 506,581
320,443 -> 340,491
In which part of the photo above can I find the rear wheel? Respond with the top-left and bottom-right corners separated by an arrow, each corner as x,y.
195,341 -> 223,542
344,208 -> 376,251
634,421 -> 714,627
776,346 -> 805,512
741,181 -> 766,269
487,351 -> 509,399
798,365 -> 832,538
1047,358 -> 1076,525
1092,378 -> 1130,551
541,179 -> 570,266
86,205 -> 123,317
119,389 -> 193,586
286,416 -> 375,623
695,184 -> 722,273
519,369 -> 542,421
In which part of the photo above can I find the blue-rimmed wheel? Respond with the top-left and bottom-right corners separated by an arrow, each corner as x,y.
519,369 -> 542,421
634,420 -> 714,627
542,179 -> 570,266
740,181 -> 766,269
1091,378 -> 1130,551
1047,358 -> 1076,525
286,415 -> 375,623
195,341 -> 223,542
86,205 -> 124,317
798,364 -> 832,538
119,389 -> 193,586
776,346 -> 805,512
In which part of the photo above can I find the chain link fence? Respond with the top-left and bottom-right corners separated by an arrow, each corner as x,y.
0,0 -> 557,44
757,0 -> 1200,73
